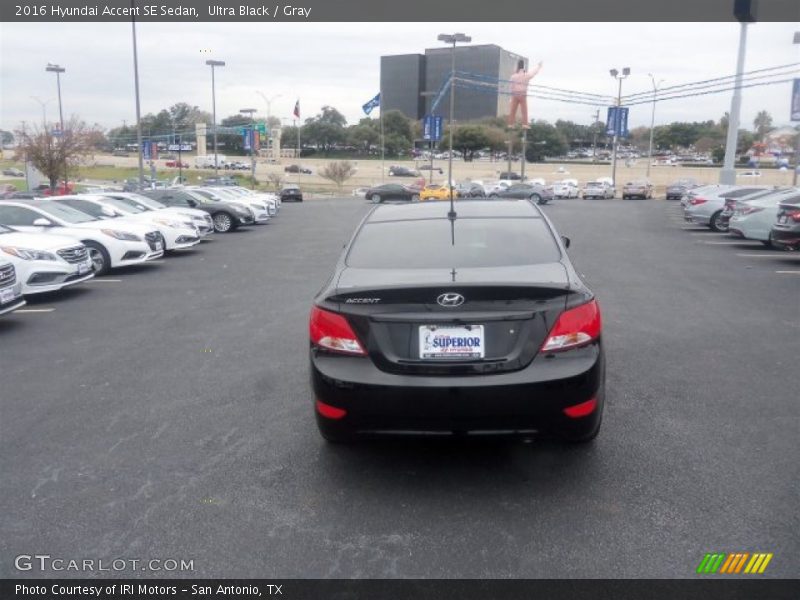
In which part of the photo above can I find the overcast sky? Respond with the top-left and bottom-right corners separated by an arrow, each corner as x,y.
1,21 -> 798,134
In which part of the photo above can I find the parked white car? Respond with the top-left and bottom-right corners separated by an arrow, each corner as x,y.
581,181 -> 615,199
188,187 -> 271,223
553,180 -> 580,198
684,186 -> 771,231
728,188 -> 800,246
481,181 -> 510,196
221,186 -> 279,216
92,192 -> 215,237
0,224 -> 94,294
0,200 -> 163,275
53,196 -> 201,251
0,259 -> 26,316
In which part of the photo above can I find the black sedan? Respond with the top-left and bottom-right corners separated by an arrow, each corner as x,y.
494,183 -> 553,204
140,189 -> 254,232
388,166 -> 419,177
455,182 -> 486,198
665,179 -> 699,200
364,184 -> 419,203
284,164 -> 312,174
309,200 -> 605,442
280,185 -> 303,202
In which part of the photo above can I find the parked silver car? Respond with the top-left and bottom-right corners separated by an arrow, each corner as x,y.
684,186 -> 771,231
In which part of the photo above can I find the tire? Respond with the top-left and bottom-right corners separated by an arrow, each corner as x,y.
622,195 -> 628,200
411,194 -> 420,202
709,210 -> 727,232
373,194 -> 382,204
530,193 -> 543,205
489,193 -> 498,198
212,212 -> 235,233
762,231 -> 775,248
83,241 -> 111,276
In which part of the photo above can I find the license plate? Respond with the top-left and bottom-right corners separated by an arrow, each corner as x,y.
0,287 -> 16,304
779,215 -> 788,224
77,263 -> 89,275
419,325 -> 485,359
155,242 -> 163,251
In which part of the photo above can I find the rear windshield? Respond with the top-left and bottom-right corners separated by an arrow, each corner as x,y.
346,217 -> 561,268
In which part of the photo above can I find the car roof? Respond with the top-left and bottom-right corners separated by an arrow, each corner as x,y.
367,199 -> 540,223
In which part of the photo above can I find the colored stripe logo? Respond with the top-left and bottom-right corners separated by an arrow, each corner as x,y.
697,553 -> 773,574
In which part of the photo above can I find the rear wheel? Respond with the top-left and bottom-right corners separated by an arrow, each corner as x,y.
762,231 -> 776,248
83,241 -> 111,276
709,210 -> 727,232
530,193 -> 543,204
212,212 -> 234,233
373,194 -> 382,203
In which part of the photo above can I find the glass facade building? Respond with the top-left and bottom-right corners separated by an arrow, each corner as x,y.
380,44 -> 528,122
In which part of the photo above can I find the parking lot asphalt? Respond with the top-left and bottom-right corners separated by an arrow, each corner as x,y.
1,197 -> 797,578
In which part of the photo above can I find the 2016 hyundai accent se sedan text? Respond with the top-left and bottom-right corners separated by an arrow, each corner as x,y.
309,200 -> 605,443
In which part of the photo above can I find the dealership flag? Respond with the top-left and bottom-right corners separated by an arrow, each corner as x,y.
362,93 -> 381,115
293,99 -> 300,119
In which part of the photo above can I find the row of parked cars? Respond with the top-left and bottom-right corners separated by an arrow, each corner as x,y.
0,184 -> 287,317
680,182 -> 800,249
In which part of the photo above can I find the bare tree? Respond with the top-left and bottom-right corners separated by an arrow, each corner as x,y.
14,116 -> 100,192
319,161 -> 357,189
266,173 -> 284,191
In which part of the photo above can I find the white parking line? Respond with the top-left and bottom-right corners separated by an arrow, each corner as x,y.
87,278 -> 122,283
735,253 -> 800,258
697,241 -> 761,245
776,270 -> 800,274
15,308 -> 56,313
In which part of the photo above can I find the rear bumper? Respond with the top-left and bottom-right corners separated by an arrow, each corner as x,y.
771,227 -> 800,249
310,344 -> 605,437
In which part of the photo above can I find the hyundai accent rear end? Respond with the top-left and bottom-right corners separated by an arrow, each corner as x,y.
309,200 -> 605,443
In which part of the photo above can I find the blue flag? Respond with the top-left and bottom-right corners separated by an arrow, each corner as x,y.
362,93 -> 380,115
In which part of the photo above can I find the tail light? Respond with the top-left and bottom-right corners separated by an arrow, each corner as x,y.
689,197 -> 707,206
309,306 -> 366,355
541,299 -> 602,353
787,209 -> 800,222
563,398 -> 598,418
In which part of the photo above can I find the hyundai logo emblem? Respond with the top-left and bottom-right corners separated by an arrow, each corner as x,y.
437,293 -> 465,307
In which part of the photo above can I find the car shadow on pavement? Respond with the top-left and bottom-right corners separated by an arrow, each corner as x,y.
24,286 -> 93,305
312,436 -> 601,496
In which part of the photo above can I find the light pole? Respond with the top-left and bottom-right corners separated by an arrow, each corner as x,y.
256,92 -> 281,161
646,74 -> 664,179
438,32 -> 471,211
45,63 -> 67,191
609,67 -> 630,189
30,96 -> 54,127
720,19 -> 751,184
130,2 -> 144,187
206,59 -> 226,174
240,107 -> 258,186
793,32 -> 800,186
420,91 -> 438,184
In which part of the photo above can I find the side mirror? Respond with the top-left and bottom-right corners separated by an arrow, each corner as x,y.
561,236 -> 571,249
186,198 -> 197,207
33,218 -> 54,227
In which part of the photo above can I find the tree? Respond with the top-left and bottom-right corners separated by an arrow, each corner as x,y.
524,121 -> 567,162
381,110 -> 413,156
753,110 -> 772,140
15,116 -> 101,191
347,121 -> 379,154
452,125 -> 490,161
168,102 -> 212,133
319,161 -> 357,189
266,173 -> 284,191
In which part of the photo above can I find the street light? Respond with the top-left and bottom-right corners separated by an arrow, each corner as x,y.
256,92 -> 281,160
240,107 -> 258,186
205,59 -> 226,174
609,67 -> 630,189
438,32 -> 471,213
30,96 -> 54,127
646,74 -> 664,179
45,63 -> 67,191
